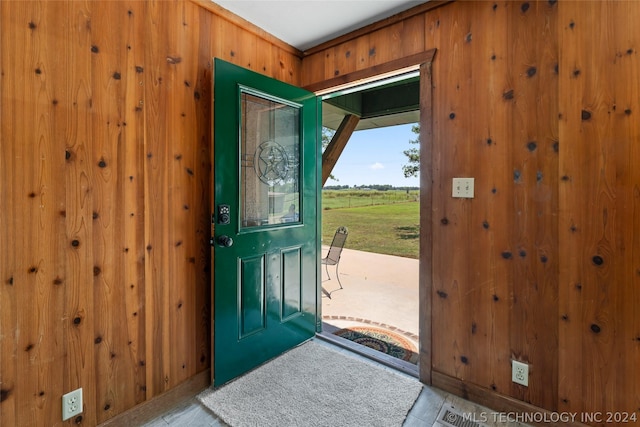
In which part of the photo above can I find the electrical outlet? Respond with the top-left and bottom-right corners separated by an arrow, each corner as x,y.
452,177 -> 475,198
62,388 -> 83,421
512,360 -> 529,387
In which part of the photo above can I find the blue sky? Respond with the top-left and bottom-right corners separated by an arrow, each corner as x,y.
324,123 -> 420,188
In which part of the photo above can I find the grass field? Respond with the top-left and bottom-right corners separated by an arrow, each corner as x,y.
322,189 -> 419,209
321,190 -> 419,259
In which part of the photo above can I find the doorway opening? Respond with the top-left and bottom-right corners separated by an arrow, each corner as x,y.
316,73 -> 421,377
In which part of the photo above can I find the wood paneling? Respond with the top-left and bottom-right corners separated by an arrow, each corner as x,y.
504,0 -> 559,410
303,1 -> 639,424
558,1 -> 640,421
2,1 -> 640,425
302,0 -> 451,56
0,1 -> 301,425
465,1 -> 512,397
429,0 -> 477,391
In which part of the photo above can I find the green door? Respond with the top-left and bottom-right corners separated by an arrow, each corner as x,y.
213,59 -> 319,386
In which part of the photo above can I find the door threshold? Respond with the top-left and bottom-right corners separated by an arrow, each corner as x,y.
316,330 -> 419,378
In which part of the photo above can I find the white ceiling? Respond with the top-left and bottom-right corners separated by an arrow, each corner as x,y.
214,0 -> 428,51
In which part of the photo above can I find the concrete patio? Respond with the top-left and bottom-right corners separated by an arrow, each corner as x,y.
320,246 -> 420,354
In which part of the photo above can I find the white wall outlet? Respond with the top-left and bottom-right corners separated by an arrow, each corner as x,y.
452,177 -> 475,198
62,388 -> 83,421
512,360 -> 529,387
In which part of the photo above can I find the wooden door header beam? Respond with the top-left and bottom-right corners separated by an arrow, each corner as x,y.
304,49 -> 436,94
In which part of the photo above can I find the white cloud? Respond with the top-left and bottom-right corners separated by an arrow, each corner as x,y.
369,162 -> 385,170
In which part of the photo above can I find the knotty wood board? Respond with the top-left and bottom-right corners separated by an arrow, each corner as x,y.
0,1 -> 301,425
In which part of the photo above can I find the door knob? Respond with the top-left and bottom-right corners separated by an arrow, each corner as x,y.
217,235 -> 234,247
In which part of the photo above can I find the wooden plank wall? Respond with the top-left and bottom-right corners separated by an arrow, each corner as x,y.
0,1 -> 301,425
558,1 -> 640,420
2,0 -> 639,425
425,1 -> 560,412
303,1 -> 639,424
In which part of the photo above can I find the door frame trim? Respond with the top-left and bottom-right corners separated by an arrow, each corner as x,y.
418,60 -> 434,385
304,48 -> 436,385
304,49 -> 435,94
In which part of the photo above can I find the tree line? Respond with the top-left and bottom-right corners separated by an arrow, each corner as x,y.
323,184 -> 418,191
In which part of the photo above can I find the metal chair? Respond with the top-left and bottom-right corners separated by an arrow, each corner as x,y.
321,226 -> 348,298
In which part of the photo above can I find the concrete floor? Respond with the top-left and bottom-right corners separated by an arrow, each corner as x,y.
321,246 -> 419,349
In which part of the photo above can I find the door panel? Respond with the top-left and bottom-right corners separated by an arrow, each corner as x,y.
213,59 -> 318,386
239,254 -> 266,338
282,247 -> 302,320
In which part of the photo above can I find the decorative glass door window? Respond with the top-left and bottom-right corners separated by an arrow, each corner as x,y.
240,89 -> 301,228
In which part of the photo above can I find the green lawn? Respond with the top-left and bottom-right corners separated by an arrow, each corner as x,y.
321,198 -> 419,259
322,189 -> 419,209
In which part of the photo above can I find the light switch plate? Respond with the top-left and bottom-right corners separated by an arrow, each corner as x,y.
452,178 -> 474,198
